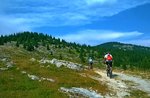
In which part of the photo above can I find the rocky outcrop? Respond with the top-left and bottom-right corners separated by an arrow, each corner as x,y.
60,87 -> 103,98
39,58 -> 83,71
0,58 -> 14,71
25,72 -> 55,82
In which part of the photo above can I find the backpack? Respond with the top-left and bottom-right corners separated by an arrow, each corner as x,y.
89,58 -> 93,63
107,54 -> 112,60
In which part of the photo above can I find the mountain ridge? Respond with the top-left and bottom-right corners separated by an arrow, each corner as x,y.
0,31 -> 150,71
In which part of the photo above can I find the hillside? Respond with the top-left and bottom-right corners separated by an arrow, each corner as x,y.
0,32 -> 150,98
1,32 -> 150,71
0,44 -> 110,97
94,42 -> 150,71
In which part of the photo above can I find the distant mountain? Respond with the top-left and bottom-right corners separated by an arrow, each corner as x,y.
94,42 -> 150,70
97,42 -> 150,51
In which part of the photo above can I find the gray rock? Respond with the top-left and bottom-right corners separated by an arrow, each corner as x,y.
30,58 -> 36,62
39,58 -> 51,64
6,62 -> 14,68
39,58 -> 83,71
0,67 -> 8,71
60,87 -> 103,98
46,78 -> 55,82
21,71 -> 27,74
28,74 -> 39,80
50,58 -> 83,71
1,58 -> 7,62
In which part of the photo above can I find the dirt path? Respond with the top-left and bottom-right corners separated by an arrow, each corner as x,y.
116,72 -> 150,95
95,69 -> 129,98
94,69 -> 150,98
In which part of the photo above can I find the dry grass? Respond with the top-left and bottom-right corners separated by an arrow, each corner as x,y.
113,68 -> 150,80
0,46 -> 110,98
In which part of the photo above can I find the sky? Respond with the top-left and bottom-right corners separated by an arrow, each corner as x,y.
0,0 -> 150,46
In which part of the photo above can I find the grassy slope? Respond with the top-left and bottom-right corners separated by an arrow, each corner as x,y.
1,43 -> 150,98
0,45 -> 109,98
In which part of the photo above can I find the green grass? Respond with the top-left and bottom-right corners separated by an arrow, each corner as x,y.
0,66 -> 69,98
127,90 -> 149,98
1,45 -> 150,98
0,46 -> 110,98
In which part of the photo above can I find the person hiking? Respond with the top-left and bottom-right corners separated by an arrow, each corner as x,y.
104,52 -> 113,77
88,57 -> 93,69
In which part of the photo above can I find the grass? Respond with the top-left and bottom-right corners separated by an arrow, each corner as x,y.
1,44 -> 150,98
0,45 -> 110,98
121,80 -> 150,98
127,90 -> 149,98
1,45 -> 150,98
113,67 -> 150,80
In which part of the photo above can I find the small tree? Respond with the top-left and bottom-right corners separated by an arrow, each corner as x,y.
0,39 -> 4,45
16,41 -> 19,47
23,43 -> 26,49
27,44 -> 34,51
79,47 -> 85,63
122,64 -> 127,70
47,44 -> 50,50
59,54 -> 63,60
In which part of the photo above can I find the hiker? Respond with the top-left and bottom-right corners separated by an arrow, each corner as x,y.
104,52 -> 113,72
88,57 -> 93,69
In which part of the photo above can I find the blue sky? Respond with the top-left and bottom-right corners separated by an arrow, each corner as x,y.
0,0 -> 150,46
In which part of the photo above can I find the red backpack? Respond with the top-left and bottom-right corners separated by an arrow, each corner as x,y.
107,54 -> 112,60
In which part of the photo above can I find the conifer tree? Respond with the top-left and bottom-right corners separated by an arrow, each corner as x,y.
47,44 -> 50,50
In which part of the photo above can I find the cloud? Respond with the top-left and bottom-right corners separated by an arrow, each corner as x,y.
0,0 -> 150,34
122,39 -> 150,47
58,29 -> 143,45
0,16 -> 31,35
85,0 -> 117,5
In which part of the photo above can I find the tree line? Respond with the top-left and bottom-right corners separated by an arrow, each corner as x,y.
0,32 -> 92,63
0,32 -> 150,71
94,42 -> 150,71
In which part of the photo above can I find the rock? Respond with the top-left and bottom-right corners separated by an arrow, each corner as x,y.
50,58 -> 83,71
1,58 -> 7,62
28,74 -> 39,80
39,58 -> 51,64
46,65 -> 50,68
60,87 -> 103,98
30,58 -> 36,62
6,62 -> 14,68
21,71 -> 27,74
41,77 -> 55,82
0,68 -> 8,71
41,77 -> 47,80
55,62 -> 63,68
38,58 -> 83,71
50,58 -> 57,64
46,78 -> 55,82
27,74 -> 55,83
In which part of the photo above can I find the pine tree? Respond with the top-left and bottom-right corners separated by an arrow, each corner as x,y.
79,47 -> 85,63
122,64 -> 127,70
27,43 -> 34,51
0,39 -> 4,45
16,41 -> 19,47
47,44 -> 50,50
59,54 -> 63,60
